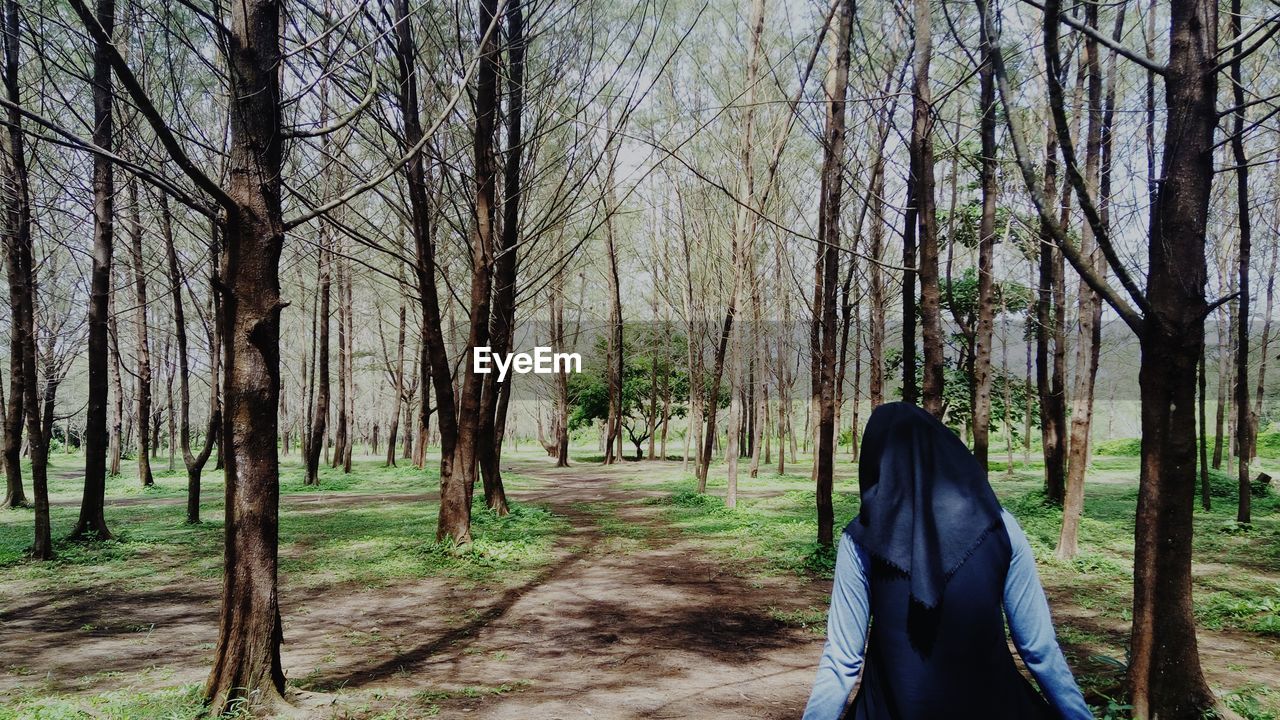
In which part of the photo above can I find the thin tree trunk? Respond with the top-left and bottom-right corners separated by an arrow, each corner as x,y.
71,0 -> 114,540
1,0 -> 48,558
723,0 -> 766,507
972,0 -> 998,466
108,289 -> 123,477
1254,233 -> 1277,434
305,225 -> 330,485
163,198 -> 220,525
814,0 -> 853,548
913,0 -> 943,417
126,179 -> 153,487
1199,344 -> 1211,511
1057,0 -> 1117,561
1036,127 -> 1067,504
1229,0 -> 1251,524
385,298 -> 406,467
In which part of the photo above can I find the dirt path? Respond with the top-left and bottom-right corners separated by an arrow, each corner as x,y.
298,461 -> 831,718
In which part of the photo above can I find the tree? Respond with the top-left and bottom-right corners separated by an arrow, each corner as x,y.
162,198 -> 220,525
72,0 -> 116,541
2,0 -> 51,559
70,0 -> 293,708
987,0 -> 1225,710
813,0 -> 854,548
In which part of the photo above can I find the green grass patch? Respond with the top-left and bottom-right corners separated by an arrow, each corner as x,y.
0,684 -> 213,720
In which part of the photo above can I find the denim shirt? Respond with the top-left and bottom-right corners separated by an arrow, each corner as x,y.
801,510 -> 1093,720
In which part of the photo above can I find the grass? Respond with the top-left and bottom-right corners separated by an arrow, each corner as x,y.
1,455 -> 562,588
0,684 -> 214,720
0,452 -> 568,718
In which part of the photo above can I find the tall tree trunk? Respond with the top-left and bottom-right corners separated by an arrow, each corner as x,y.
438,0 -> 503,543
127,179 -> 153,487
1254,233 -> 1277,432
1199,344 -> 1211,510
550,260 -> 570,467
108,288 -> 124,476
912,0 -> 943,417
1,0 -> 48,558
197,0 -> 288,710
332,251 -> 349,469
478,0 -> 526,515
868,153 -> 886,410
389,0 -> 451,488
342,260 -> 355,472
1036,128 -> 1067,504
723,0 -> 766,507
305,227 -> 330,485
1228,0 -> 1251,525
385,298 -> 406,467
814,0 -> 853,548
602,139 -> 625,467
1126,0 -> 1219,711
1058,0 -> 1118,561
71,0 -> 115,540
972,0 -> 998,468
164,199 -> 220,525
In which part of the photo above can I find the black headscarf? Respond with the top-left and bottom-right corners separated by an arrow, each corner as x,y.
844,402 -> 1004,614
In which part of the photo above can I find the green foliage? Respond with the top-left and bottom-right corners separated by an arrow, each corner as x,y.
1094,438 -> 1143,456
885,348 -> 1039,444
1222,686 -> 1280,720
1098,434 -> 1280,462
941,266 -> 1034,317
939,201 -> 1040,260
567,323 -> 692,457
1196,591 -> 1280,636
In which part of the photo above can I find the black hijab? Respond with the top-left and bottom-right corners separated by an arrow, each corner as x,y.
843,402 -> 1004,613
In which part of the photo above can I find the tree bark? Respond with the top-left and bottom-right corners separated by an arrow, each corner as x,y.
72,0 -> 115,539
163,198 -> 220,525
197,0 -> 288,711
1125,0 -> 1219,711
1,0 -> 48,557
1036,127 -> 1067,505
385,297 -> 406,467
126,179 -> 153,487
438,0 -> 503,543
723,0 -> 766,507
1057,0 -> 1118,561
912,0 -> 943,417
814,0 -> 853,548
972,0 -> 998,468
305,227 -> 330,485
108,287 -> 124,477
1228,0 -> 1251,525
478,0 -> 526,515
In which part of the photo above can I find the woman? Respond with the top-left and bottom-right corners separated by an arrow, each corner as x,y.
802,402 -> 1092,720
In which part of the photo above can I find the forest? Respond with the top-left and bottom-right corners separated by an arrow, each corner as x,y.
0,0 -> 1278,717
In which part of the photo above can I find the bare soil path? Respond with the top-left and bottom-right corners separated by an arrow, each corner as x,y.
301,459 -> 831,718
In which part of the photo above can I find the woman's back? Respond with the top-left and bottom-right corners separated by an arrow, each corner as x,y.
801,403 -> 1092,720
851,525 -> 1051,719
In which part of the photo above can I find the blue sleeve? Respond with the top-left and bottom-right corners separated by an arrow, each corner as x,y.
1001,510 -> 1093,720
802,532 -> 871,720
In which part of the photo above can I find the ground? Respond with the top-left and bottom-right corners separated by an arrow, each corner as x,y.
0,442 -> 1278,719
